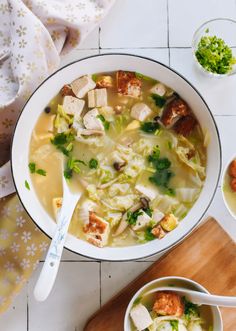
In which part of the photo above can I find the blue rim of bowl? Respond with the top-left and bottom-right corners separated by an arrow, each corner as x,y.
192,17 -> 236,77
10,53 -> 222,261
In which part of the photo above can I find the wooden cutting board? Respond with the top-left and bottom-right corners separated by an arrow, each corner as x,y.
84,218 -> 236,330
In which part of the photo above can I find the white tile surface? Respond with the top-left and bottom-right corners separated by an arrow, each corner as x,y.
28,262 -> 100,331
100,0 -> 168,48
169,0 -> 236,47
3,1 -> 236,330
0,287 -> 27,331
170,48 -> 236,115
101,262 -> 152,305
101,48 -> 169,65
60,49 -> 99,68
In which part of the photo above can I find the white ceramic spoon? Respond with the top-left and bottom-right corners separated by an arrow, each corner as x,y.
143,287 -> 236,307
34,174 -> 82,302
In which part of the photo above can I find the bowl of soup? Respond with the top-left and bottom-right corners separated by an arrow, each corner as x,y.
124,276 -> 223,331
222,156 -> 236,219
11,54 -> 221,261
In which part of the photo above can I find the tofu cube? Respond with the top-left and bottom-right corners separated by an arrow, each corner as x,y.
83,108 -> 104,131
71,75 -> 96,98
52,197 -> 63,219
150,82 -> 166,96
88,88 -> 107,108
131,103 -> 152,122
83,212 -> 110,247
132,210 -> 151,231
152,209 -> 165,224
130,304 -> 153,331
135,184 -> 157,201
96,75 -> 113,88
160,214 -> 179,232
62,96 -> 85,116
116,70 -> 142,98
153,291 -> 184,317
125,120 -> 140,131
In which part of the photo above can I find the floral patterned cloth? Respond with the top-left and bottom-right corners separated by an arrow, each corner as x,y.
0,0 -> 115,313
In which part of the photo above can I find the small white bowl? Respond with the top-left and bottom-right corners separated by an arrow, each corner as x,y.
221,155 -> 236,219
124,276 -> 223,331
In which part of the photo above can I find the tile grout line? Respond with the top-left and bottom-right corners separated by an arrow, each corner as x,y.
166,0 -> 170,66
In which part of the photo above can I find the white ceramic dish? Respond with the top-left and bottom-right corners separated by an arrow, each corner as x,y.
11,54 -> 221,261
124,276 -> 223,331
221,154 -> 236,219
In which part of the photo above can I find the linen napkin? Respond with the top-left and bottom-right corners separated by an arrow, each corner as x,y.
0,0 -> 115,313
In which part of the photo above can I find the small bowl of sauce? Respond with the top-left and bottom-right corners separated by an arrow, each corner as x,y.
222,156 -> 236,219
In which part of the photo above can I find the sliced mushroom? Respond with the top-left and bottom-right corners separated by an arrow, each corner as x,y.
113,202 -> 142,237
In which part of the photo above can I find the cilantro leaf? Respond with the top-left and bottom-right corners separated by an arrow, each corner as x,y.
51,132 -> 75,146
89,158 -> 99,169
36,169 -> 46,176
153,157 -> 171,171
183,297 -> 200,321
28,162 -> 36,173
126,210 -> 143,225
151,93 -> 166,108
144,227 -> 155,241
149,169 -> 173,187
141,121 -> 160,133
25,180 -> 30,190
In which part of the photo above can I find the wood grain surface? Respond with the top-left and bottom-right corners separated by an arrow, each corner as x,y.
84,218 -> 236,330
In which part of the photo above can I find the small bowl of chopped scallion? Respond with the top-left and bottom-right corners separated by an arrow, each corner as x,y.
192,18 -> 236,77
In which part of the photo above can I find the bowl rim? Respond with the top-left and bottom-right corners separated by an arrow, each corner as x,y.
192,17 -> 236,77
221,154 -> 236,220
124,276 -> 223,331
11,53 -> 222,261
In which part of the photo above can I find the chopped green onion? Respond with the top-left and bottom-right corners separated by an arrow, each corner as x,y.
151,93 -> 166,108
140,121 -> 160,133
28,162 -> 36,173
89,158 -> 99,169
25,180 -> 30,190
36,169 -> 46,176
97,114 -> 110,131
144,227 -> 155,241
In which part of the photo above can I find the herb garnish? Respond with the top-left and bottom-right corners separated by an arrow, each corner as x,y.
144,227 -> 155,241
170,320 -> 179,331
151,93 -> 166,108
126,210 -> 143,225
140,121 -> 160,133
195,35 -> 236,74
28,163 -> 46,176
97,114 -> 110,130
148,146 -> 174,194
25,180 -> 30,190
183,297 -> 200,321
89,158 -> 99,169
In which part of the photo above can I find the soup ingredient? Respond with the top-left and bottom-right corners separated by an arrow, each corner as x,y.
96,75 -> 113,88
83,108 -> 105,131
195,35 -> 236,74
25,180 -> 30,190
97,114 -> 110,131
151,93 -> 166,108
64,157 -> 85,179
140,121 -> 160,133
131,103 -> 153,122
62,96 -> 85,116
161,98 -> 189,127
83,211 -> 110,247
126,210 -> 143,226
151,224 -> 166,239
131,210 -> 152,231
150,83 -> 166,97
113,161 -> 126,171
160,214 -> 178,232
89,158 -> 99,169
153,291 -> 184,317
44,106 -> 51,114
174,115 -> 197,137
60,84 -> 75,97
130,303 -> 153,331
88,88 -> 108,108
184,298 -> 199,321
170,320 -> 179,331
71,75 -> 96,98
229,159 -> 236,177
116,70 -> 142,98
230,178 -> 236,192
28,162 -> 47,176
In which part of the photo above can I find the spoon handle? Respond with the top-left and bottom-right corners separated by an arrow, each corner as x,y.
34,193 -> 79,302
144,287 -> 236,307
